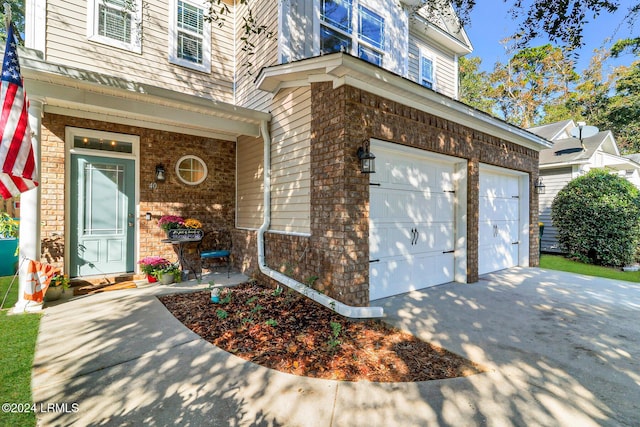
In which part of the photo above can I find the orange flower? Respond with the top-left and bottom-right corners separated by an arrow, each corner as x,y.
184,218 -> 202,229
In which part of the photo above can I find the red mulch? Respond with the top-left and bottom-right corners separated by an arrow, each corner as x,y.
159,283 -> 486,382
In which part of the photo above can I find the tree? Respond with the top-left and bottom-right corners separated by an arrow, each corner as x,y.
542,48 -> 612,125
599,59 -> 640,152
489,45 -> 578,127
0,0 -> 24,43
458,56 -> 495,113
551,169 -> 640,267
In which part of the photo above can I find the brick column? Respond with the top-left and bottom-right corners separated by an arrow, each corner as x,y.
467,159 -> 479,283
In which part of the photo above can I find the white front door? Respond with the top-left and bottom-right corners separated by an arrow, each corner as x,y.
369,143 -> 458,300
478,169 -> 522,275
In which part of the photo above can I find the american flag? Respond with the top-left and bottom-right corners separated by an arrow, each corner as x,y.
0,21 -> 38,199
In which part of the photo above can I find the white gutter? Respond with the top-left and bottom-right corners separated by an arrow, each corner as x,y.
257,121 -> 384,319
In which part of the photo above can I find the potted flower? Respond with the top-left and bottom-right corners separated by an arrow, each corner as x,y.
152,262 -> 182,285
46,273 -> 70,302
158,215 -> 185,234
184,218 -> 202,229
138,256 -> 171,283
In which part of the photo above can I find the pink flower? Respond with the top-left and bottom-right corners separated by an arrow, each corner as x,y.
158,215 -> 185,231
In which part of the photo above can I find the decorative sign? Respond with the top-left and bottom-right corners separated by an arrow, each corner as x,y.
167,228 -> 204,241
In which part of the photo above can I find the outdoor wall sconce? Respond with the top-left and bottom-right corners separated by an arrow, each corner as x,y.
155,164 -> 166,182
357,141 -> 376,174
145,212 -> 152,221
535,177 -> 546,194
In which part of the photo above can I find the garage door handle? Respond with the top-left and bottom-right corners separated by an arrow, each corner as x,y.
512,241 -> 520,245
442,250 -> 455,254
369,259 -> 380,263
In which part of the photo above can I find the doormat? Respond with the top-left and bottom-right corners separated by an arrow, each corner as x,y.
74,281 -> 137,296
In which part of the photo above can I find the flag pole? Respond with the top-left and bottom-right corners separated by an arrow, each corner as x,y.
0,5 -> 44,313
3,3 -> 10,32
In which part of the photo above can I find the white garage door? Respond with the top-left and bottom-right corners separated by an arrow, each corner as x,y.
478,169 -> 521,275
369,144 -> 457,300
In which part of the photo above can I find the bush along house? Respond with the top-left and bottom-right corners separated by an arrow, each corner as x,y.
17,0 -> 550,316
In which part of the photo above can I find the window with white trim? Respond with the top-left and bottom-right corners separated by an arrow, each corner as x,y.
320,0 -> 385,66
87,0 -> 142,53
420,52 -> 435,89
175,155 -> 208,185
169,0 -> 211,73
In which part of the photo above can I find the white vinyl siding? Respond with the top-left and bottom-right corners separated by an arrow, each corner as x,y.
236,136 -> 264,230
234,0 -> 279,110
538,167 -> 573,253
168,0 -> 211,73
269,87 -> 312,233
87,0 -> 142,53
50,0 -> 234,102
408,29 -> 458,98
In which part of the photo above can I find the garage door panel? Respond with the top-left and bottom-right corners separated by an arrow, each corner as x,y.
370,224 -> 413,258
370,257 -> 413,300
479,197 -> 519,221
414,223 -> 454,253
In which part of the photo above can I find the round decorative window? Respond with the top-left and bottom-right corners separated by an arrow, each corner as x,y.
175,155 -> 208,185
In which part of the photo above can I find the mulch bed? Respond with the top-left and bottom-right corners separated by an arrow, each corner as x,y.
159,282 -> 486,382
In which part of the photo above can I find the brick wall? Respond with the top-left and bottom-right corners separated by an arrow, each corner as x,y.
258,82 -> 540,306
39,114 -> 236,276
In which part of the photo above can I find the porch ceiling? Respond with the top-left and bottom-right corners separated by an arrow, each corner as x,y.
20,49 -> 270,141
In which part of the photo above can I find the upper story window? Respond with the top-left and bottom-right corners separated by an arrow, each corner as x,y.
87,0 -> 142,53
169,0 -> 211,73
320,0 -> 385,66
420,53 -> 435,89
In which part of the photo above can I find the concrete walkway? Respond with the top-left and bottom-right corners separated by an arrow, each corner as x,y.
32,268 -> 640,426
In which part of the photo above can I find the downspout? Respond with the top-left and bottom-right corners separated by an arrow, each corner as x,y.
257,121 -> 384,319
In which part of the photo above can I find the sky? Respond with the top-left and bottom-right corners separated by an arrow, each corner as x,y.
464,1 -> 639,74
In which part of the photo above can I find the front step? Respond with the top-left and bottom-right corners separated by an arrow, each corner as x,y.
70,273 -> 143,295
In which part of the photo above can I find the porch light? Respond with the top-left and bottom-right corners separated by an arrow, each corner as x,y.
155,164 -> 166,182
357,141 -> 376,174
535,177 -> 545,194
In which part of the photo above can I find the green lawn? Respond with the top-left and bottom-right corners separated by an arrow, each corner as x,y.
0,276 -> 39,427
540,254 -> 640,282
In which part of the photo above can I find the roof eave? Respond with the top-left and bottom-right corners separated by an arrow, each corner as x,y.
19,48 -> 270,139
257,53 -> 550,151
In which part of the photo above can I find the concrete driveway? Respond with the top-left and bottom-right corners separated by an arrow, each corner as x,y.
32,268 -> 640,426
377,267 -> 640,426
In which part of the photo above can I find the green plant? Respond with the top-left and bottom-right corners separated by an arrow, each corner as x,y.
151,262 -> 182,281
220,291 -> 232,305
0,212 -> 18,238
271,286 -> 283,297
157,215 -> 185,231
138,256 -> 171,275
49,273 -> 70,290
265,319 -> 278,327
327,321 -> 342,350
215,308 -> 228,319
305,275 -> 319,287
551,169 -> 640,267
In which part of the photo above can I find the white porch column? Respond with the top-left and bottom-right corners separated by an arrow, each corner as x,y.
13,98 -> 43,313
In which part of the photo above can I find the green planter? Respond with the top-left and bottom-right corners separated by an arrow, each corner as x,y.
0,238 -> 18,276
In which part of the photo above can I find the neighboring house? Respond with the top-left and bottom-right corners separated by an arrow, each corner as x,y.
529,120 -> 640,253
17,0 -> 550,310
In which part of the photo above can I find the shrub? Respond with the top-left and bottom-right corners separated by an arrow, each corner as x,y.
551,169 -> 640,266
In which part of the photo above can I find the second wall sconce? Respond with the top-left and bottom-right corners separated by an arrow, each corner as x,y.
357,141 -> 376,174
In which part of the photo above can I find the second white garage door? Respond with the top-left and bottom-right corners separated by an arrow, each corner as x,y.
369,142 -> 461,300
478,167 -> 527,275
